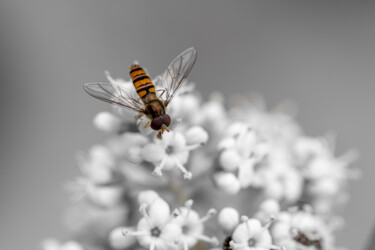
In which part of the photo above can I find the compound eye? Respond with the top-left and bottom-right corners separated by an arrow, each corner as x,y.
151,117 -> 163,130
161,114 -> 171,127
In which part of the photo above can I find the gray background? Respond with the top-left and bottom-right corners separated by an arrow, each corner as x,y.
0,1 -> 374,249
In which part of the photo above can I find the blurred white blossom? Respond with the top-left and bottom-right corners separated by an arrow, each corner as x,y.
39,239 -> 85,250
270,205 -> 338,250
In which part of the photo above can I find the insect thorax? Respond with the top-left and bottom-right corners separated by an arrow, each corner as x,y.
145,99 -> 166,118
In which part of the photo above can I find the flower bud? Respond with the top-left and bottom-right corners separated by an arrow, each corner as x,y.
141,144 -> 165,162
181,95 -> 201,114
186,126 -> 209,145
86,162 -> 114,184
213,172 -> 240,194
264,181 -> 283,200
109,227 -> 137,249
217,137 -> 236,150
226,122 -> 248,137
218,207 -> 240,234
137,190 -> 160,206
88,184 -> 123,207
219,149 -> 241,171
258,199 -> 280,215
93,111 -> 122,133
89,144 -> 115,167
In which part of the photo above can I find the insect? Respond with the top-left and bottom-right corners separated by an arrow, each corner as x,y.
293,230 -> 322,249
83,47 -> 197,139
222,236 -> 232,250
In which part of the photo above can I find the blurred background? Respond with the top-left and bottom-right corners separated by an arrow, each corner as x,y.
0,1 -> 374,249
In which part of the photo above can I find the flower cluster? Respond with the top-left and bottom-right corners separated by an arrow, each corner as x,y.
214,199 -> 342,250
116,190 -> 218,250
41,68 -> 359,250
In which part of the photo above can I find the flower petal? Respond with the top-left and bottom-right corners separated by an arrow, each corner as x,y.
138,190 -> 160,206
185,126 -> 209,145
149,198 -> 171,227
232,223 -> 249,243
246,219 -> 262,237
174,151 -> 189,165
142,144 -> 166,162
170,132 -> 187,151
161,223 -> 182,243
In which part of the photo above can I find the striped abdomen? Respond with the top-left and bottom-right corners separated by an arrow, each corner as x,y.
130,64 -> 156,102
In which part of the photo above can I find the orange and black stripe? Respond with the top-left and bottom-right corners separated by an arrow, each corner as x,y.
130,64 -> 156,102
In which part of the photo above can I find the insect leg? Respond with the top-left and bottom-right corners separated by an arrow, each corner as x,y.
134,113 -> 143,118
157,132 -> 162,140
144,121 -> 151,128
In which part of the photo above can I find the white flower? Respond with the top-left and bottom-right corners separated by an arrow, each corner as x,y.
67,178 -> 124,207
93,111 -> 124,133
218,207 -> 240,234
174,200 -> 218,250
77,144 -> 116,185
109,227 -> 137,249
217,123 -> 265,189
300,136 -> 360,213
141,129 -> 207,179
87,184 -> 124,207
123,198 -> 182,250
262,166 -> 303,203
39,239 -> 84,250
294,136 -> 326,162
271,207 -> 335,250
230,217 -> 282,250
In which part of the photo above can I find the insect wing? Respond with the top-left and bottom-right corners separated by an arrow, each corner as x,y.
83,82 -> 144,113
162,47 -> 197,106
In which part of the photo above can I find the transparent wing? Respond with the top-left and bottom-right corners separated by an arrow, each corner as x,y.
83,82 -> 145,113
162,47 -> 197,106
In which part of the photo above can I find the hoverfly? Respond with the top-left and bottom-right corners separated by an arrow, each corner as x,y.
83,47 -> 197,139
293,230 -> 322,249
